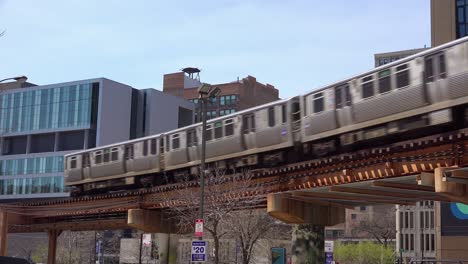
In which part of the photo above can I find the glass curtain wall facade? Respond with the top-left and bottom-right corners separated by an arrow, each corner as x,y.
0,81 -> 97,198
0,83 -> 93,134
457,0 -> 468,38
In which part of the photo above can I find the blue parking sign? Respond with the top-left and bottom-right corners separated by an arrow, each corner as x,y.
191,240 -> 207,262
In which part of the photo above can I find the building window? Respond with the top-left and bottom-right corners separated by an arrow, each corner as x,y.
220,95 -> 237,106
410,234 -> 414,251
220,109 -> 235,116
360,206 -> 366,211
421,234 -> 424,251
351,213 -> 356,220
207,110 -> 217,119
457,0 -> 468,38
405,234 -> 409,251
431,234 -> 435,251
426,234 -> 430,251
430,211 -> 434,229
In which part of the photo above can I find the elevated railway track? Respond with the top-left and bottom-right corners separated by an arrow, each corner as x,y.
2,128 -> 468,233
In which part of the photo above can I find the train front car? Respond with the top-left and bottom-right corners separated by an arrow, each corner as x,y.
299,36 -> 468,156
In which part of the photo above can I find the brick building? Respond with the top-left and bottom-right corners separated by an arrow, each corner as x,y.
163,70 -> 280,121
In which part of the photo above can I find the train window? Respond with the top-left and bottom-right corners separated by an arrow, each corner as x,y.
361,75 -> 374,98
268,107 -> 275,127
124,145 -> 134,160
165,136 -> 169,152
439,54 -> 446,79
206,124 -> 213,141
225,119 -> 234,136
313,93 -> 324,113
281,104 -> 287,124
103,149 -> 110,163
187,129 -> 197,147
95,151 -> 102,164
70,157 -> 77,169
396,64 -> 410,88
150,139 -> 157,155
172,134 -> 180,149
215,122 -> 223,139
242,114 -> 255,134
335,84 -> 351,109
111,148 -> 119,161
425,58 -> 434,82
83,153 -> 90,167
142,141 -> 148,156
378,69 -> 391,94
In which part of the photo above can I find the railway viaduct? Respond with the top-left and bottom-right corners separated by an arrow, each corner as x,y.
2,129 -> 468,263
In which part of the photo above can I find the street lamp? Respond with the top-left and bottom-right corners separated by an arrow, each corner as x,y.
0,75 -> 28,84
197,83 -> 220,240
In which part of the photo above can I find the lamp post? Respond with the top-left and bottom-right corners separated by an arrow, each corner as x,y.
197,83 -> 221,240
0,75 -> 27,84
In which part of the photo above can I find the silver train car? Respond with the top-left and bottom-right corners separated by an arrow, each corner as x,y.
65,36 -> 468,193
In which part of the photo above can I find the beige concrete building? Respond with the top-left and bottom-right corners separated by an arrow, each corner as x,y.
431,0 -> 463,47
374,48 -> 428,67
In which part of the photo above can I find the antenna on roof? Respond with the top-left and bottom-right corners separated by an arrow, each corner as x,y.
181,67 -> 201,81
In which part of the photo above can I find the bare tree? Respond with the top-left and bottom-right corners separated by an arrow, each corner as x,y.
0,30 -> 5,37
164,168 -> 266,264
227,209 -> 280,264
353,207 -> 396,247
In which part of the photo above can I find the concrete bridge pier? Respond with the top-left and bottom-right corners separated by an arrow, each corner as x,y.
0,210 -> 7,256
47,229 -> 61,264
267,193 -> 345,264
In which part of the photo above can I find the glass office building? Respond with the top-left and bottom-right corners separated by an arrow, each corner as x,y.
0,78 -> 194,200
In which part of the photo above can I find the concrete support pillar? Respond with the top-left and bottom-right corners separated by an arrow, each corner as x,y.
154,233 -> 169,264
168,234 -> 180,264
0,211 -> 8,256
267,194 -> 344,264
47,229 -> 59,264
292,224 -> 324,264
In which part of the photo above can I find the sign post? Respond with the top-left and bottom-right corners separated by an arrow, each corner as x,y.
195,219 -> 204,238
191,240 -> 207,263
325,241 -> 334,264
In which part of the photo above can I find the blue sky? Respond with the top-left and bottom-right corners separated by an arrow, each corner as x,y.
0,0 -> 430,98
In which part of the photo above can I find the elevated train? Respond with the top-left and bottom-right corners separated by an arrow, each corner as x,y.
65,36 -> 468,193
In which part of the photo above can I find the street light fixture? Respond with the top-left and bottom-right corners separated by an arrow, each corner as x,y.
197,83 -> 220,240
0,75 -> 28,84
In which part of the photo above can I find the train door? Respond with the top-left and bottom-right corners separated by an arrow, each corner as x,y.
425,52 -> 448,103
187,128 -> 199,162
335,83 -> 353,127
242,113 -> 256,150
290,99 -> 301,142
158,137 -> 165,170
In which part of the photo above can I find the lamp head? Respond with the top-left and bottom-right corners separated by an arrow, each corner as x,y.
208,87 -> 221,98
197,83 -> 212,96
